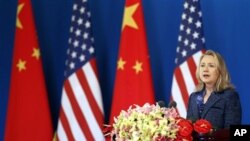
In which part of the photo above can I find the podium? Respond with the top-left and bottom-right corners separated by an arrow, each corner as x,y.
193,129 -> 229,141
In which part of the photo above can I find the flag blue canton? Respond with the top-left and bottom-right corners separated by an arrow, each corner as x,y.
175,0 -> 205,66
65,0 -> 95,77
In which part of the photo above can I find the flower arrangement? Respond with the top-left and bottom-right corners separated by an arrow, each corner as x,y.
106,103 -> 213,141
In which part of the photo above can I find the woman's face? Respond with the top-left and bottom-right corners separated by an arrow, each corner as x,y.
199,55 -> 219,87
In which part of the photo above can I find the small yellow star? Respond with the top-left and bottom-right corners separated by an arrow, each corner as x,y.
16,59 -> 26,72
117,57 -> 126,70
122,3 -> 139,31
16,3 -> 25,29
32,48 -> 40,60
132,60 -> 143,74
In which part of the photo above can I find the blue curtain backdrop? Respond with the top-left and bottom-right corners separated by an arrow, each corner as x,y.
1,0 -> 250,139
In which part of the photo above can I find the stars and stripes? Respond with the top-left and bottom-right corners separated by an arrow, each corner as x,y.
170,0 -> 206,118
56,0 -> 104,140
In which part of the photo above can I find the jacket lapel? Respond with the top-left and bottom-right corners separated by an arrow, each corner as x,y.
201,93 -> 220,118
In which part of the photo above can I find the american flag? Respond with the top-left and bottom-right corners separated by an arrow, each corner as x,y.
56,0 -> 104,140
170,0 -> 206,118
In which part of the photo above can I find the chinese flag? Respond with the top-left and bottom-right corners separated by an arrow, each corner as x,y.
4,0 -> 53,140
109,0 -> 155,123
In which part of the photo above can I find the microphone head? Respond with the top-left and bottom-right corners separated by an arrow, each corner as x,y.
156,100 -> 166,108
168,101 -> 177,108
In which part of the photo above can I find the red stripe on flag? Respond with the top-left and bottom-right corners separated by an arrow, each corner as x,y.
59,109 -> 74,141
187,57 -> 198,85
89,59 -> 98,77
76,69 -> 103,127
64,80 -> 94,141
174,67 -> 189,108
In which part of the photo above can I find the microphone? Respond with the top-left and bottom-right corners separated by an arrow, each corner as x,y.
168,101 -> 177,108
156,100 -> 166,108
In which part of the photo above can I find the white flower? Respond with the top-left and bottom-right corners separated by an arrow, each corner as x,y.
111,103 -> 181,141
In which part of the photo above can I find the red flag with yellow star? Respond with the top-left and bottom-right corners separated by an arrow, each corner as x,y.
4,0 -> 53,140
109,0 -> 155,123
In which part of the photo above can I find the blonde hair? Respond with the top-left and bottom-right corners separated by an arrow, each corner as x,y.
196,50 -> 234,92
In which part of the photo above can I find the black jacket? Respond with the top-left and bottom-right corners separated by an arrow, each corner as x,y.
186,88 -> 242,129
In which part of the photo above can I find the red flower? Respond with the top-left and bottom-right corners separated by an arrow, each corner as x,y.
177,118 -> 193,137
193,119 -> 212,134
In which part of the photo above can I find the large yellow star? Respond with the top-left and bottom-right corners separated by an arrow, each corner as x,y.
16,3 -> 25,29
117,57 -> 126,70
122,3 -> 139,31
16,59 -> 26,72
132,60 -> 143,74
32,48 -> 40,60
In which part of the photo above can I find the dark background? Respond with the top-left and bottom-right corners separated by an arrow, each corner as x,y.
1,0 -> 250,140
